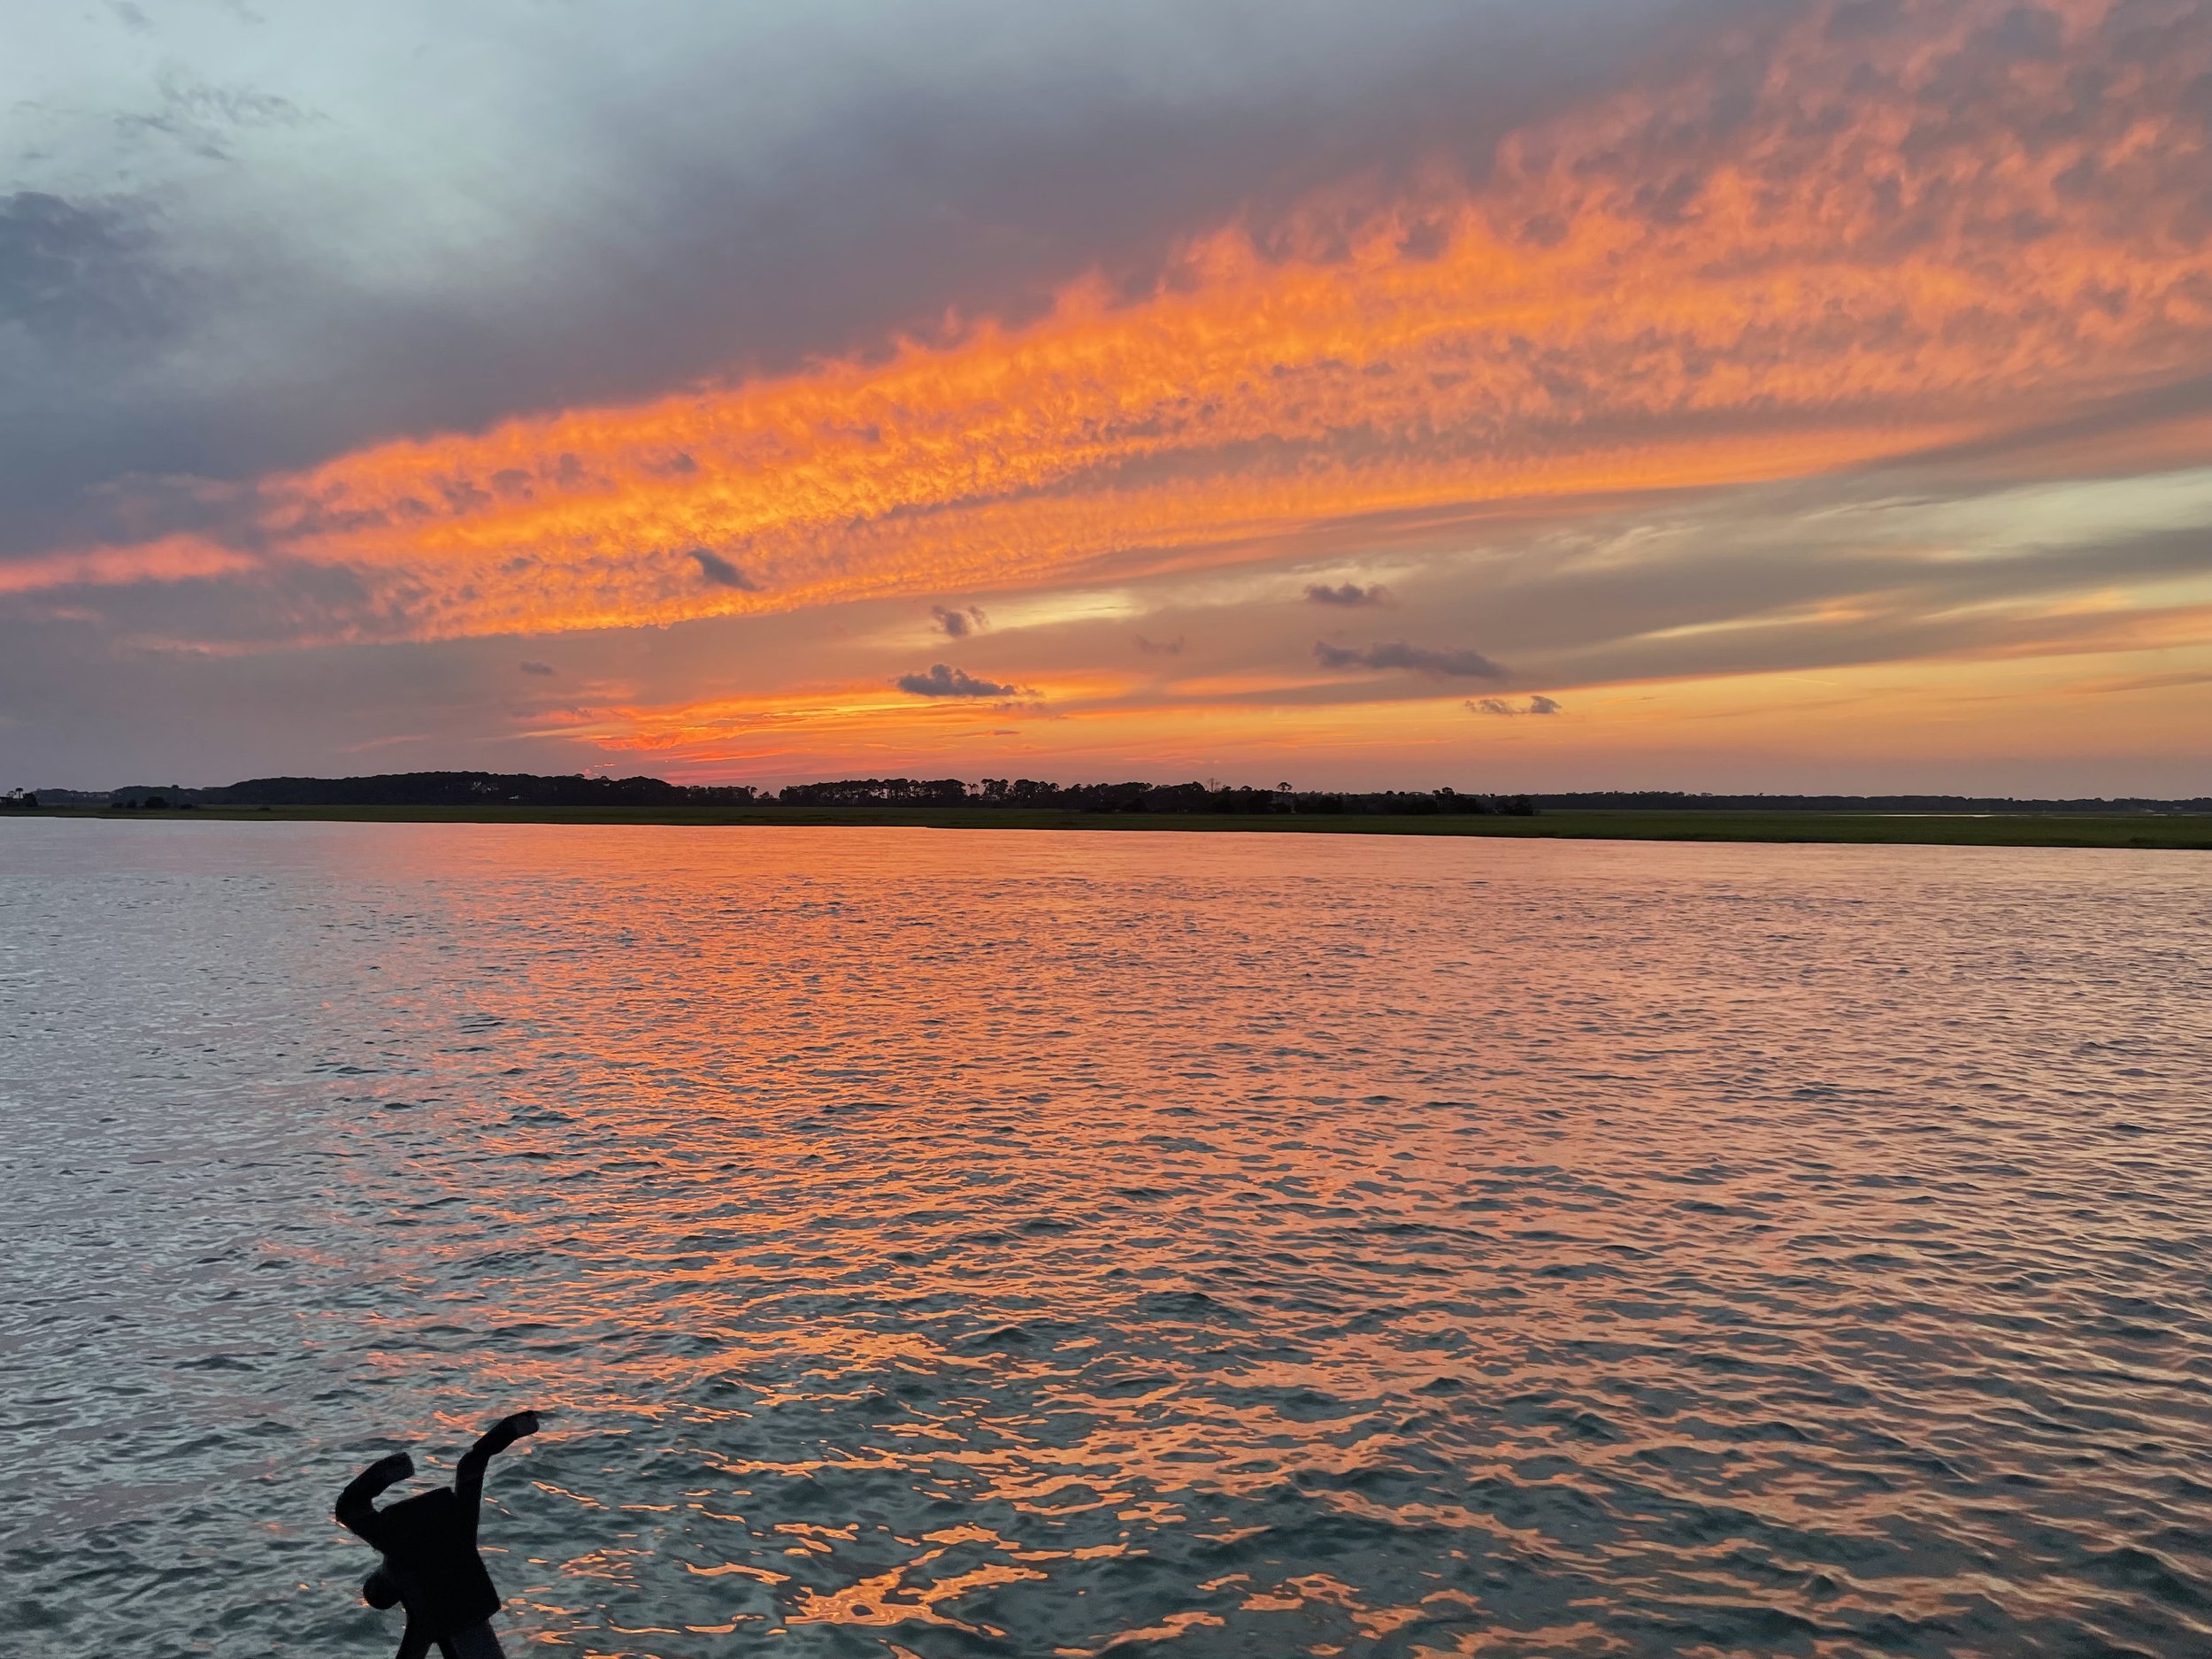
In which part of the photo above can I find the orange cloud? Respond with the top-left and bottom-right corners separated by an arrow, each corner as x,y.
0,535 -> 257,596
65,0 -> 2212,642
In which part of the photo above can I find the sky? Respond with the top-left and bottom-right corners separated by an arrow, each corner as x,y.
4,0 -> 2211,795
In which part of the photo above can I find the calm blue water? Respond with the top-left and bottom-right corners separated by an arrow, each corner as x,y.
3,820 -> 2209,1657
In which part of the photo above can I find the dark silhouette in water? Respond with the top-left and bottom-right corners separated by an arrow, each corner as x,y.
336,1411 -> 541,1659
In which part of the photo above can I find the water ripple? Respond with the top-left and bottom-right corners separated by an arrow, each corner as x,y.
2,823 -> 2209,1655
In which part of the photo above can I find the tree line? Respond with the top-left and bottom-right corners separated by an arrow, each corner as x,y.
20,772 -> 1533,815
16,773 -> 2207,815
779,778 -> 1537,814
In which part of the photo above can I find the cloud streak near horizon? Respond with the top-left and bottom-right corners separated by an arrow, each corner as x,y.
3,0 -> 2210,791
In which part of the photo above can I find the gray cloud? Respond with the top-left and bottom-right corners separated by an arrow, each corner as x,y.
114,72 -> 310,161
1316,639 -> 1505,678
518,659 -> 555,676
1469,694 -> 1562,716
932,603 -> 987,638
1136,633 -> 1185,655
689,549 -> 759,590
0,191 -> 168,338
895,662 -> 1030,698
1304,581 -> 1386,606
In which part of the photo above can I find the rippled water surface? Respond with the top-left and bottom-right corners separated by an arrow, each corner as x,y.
4,821 -> 2211,1658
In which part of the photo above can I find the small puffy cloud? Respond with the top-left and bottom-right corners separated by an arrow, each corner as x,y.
932,603 -> 987,638
895,662 -> 1028,698
518,659 -> 555,676
1316,639 -> 1504,678
689,548 -> 758,590
1136,633 -> 1184,655
1469,694 -> 1563,716
1305,581 -> 1387,606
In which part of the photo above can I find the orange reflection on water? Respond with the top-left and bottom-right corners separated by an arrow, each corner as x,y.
257,825 -> 2212,1656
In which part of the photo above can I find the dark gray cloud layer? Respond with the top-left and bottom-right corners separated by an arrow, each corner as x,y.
0,191 -> 167,337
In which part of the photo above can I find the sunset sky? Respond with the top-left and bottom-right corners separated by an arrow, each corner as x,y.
4,0 -> 2211,793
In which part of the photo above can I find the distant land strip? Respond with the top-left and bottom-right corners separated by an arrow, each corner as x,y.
4,772 -> 2209,849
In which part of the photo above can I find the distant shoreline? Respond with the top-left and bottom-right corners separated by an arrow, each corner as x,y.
12,803 -> 2210,849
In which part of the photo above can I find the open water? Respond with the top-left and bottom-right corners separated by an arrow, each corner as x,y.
2,820 -> 2209,1658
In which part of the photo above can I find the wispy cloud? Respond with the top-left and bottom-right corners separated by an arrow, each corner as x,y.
0,535 -> 255,595
1469,694 -> 1562,716
1317,640 -> 1504,679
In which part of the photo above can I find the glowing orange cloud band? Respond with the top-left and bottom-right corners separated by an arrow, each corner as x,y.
50,0 -> 2212,643
0,537 -> 258,596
